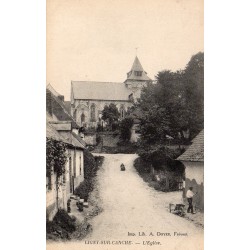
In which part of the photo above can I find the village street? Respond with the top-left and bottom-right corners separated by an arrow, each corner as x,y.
82,154 -> 204,250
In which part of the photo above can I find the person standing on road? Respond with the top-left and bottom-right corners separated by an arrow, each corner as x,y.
186,187 -> 196,214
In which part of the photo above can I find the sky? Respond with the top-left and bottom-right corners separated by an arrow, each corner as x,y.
47,0 -> 203,100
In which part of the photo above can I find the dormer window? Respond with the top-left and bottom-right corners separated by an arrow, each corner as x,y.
135,71 -> 142,76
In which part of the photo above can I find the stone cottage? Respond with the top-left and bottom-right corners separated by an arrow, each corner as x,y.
46,86 -> 86,220
46,118 -> 85,221
177,129 -> 204,211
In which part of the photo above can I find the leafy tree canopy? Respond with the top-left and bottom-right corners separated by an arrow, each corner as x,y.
102,103 -> 120,126
120,117 -> 134,141
138,52 -> 204,144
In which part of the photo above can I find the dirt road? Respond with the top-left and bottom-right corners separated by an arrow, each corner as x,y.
83,154 -> 204,250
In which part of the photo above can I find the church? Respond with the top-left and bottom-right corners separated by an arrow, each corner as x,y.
70,56 -> 151,128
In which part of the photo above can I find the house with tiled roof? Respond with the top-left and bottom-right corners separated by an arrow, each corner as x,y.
46,85 -> 86,220
177,130 -> 204,211
70,56 -> 151,128
47,84 -> 78,129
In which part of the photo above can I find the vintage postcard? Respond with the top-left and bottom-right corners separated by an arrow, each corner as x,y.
46,0 -> 204,249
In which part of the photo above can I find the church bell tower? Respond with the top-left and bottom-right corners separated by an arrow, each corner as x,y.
124,56 -> 151,99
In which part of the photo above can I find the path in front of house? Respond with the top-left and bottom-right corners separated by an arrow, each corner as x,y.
83,154 -> 203,250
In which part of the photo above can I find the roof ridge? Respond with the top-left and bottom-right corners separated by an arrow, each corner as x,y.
72,81 -> 123,84
46,84 -> 61,97
177,129 -> 204,162
72,132 -> 86,147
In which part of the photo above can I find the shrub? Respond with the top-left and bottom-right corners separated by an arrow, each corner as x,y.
96,134 -> 102,145
83,149 -> 98,179
46,209 -> 77,240
134,157 -> 151,174
120,117 -> 134,141
74,179 -> 92,201
74,152 -> 104,201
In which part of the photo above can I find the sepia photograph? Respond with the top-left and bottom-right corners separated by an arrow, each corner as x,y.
46,0 -> 204,249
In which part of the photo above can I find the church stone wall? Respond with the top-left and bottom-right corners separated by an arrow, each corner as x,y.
72,99 -> 132,128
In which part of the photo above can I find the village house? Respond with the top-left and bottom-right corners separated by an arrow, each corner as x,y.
46,86 -> 86,220
70,56 -> 151,128
46,119 -> 85,221
177,129 -> 204,211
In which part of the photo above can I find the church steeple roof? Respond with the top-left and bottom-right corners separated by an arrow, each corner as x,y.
125,56 -> 151,82
131,56 -> 144,71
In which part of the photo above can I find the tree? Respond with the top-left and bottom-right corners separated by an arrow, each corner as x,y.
120,117 -> 134,141
102,103 -> 120,130
138,70 -> 187,144
46,138 -> 67,207
138,52 -> 204,144
183,52 -> 204,139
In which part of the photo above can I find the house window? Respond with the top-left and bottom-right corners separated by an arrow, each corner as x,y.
135,71 -> 142,76
90,104 -> 96,122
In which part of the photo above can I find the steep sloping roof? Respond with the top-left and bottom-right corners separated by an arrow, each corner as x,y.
56,130 -> 84,149
64,101 -> 71,113
71,81 -> 132,101
125,56 -> 151,82
47,84 -> 60,97
72,132 -> 86,148
177,130 -> 204,162
131,56 -> 144,71
47,112 -> 85,149
46,86 -> 78,128
71,135 -> 85,149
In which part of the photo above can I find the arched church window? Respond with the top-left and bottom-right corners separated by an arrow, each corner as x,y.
81,113 -> 85,125
120,105 -> 125,119
90,104 -> 96,122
